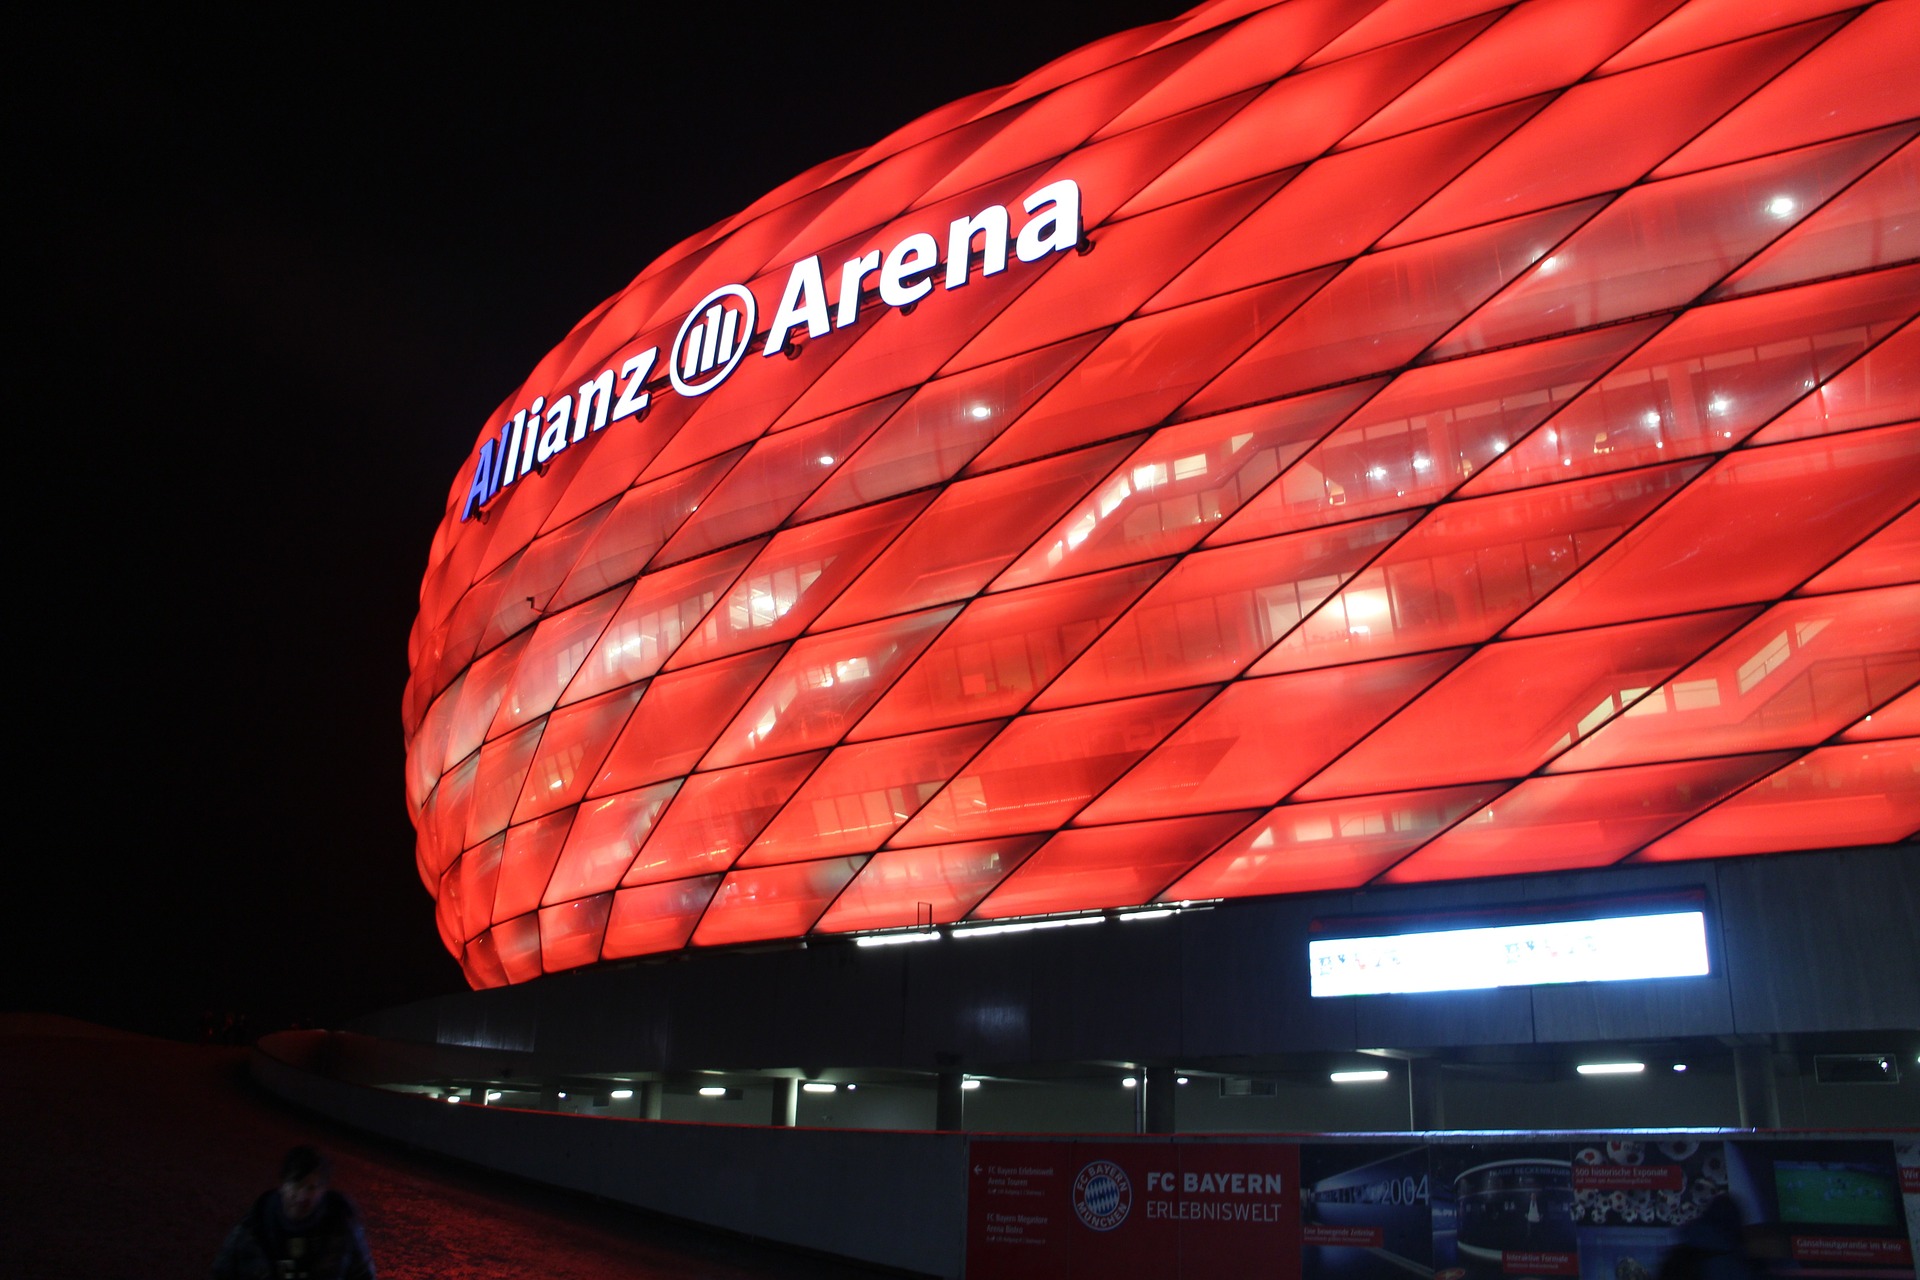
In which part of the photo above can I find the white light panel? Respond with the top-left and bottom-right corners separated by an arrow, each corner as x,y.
1310,910 -> 1708,997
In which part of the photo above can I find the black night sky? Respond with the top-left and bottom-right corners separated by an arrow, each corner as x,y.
23,5 -> 1184,1036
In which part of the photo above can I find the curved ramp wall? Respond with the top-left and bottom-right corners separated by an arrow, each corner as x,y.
252,1030 -> 969,1277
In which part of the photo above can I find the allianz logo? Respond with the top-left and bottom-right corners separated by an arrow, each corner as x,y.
462,179 -> 1084,523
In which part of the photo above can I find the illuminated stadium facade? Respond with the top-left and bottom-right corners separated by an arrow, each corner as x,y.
395,0 -> 1918,1131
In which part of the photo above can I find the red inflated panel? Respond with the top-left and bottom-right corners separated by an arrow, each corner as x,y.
1165,783 -> 1501,899
601,875 -> 723,960
661,497 -> 932,670
1548,585 -> 1920,771
620,754 -> 822,886
1209,323 -> 1661,545
1799,500 -> 1920,596
995,383 -> 1382,590
651,394 -> 908,566
814,836 -> 1046,933
1437,131 -> 1909,359
1715,141 -> 1920,299
548,452 -> 741,612
1082,650 -> 1466,823
1386,21 -> 1841,245
965,272 -> 1338,473
795,335 -> 1103,519
853,564 -> 1167,738
1099,0 -> 1378,135
560,542 -> 762,707
950,177 -> 1287,372
1381,754 -> 1794,883
1151,101 -> 1540,311
538,893 -> 612,973
1340,0 -> 1687,149
1638,739 -> 1920,862
491,915 -> 543,985
1255,463 -> 1702,673
544,781 -> 681,903
1460,269 -> 1920,498
1600,0 -> 1858,71
1843,684 -> 1920,741
1038,514 -> 1415,706
440,633 -> 530,771
971,812 -> 1258,919
890,690 -> 1213,846
489,592 -> 626,733
699,607 -> 958,768
510,685 -> 645,824
1654,2 -> 1920,176
1119,16 -> 1496,216
491,809 -> 575,925
1511,423 -> 1920,634
1185,200 -> 1603,415
690,857 -> 869,947
1296,610 -> 1755,797
588,647 -> 785,795
816,442 -> 1137,630
741,724 -> 1003,864
464,719 -> 545,850
1752,324 -> 1918,446
406,1 -> 1920,985
454,837 -> 504,944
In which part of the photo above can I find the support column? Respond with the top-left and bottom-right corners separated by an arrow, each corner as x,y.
771,1077 -> 798,1127
935,1070 -> 965,1132
1407,1058 -> 1443,1131
1142,1065 -> 1177,1134
1734,1044 -> 1780,1128
639,1080 -> 662,1120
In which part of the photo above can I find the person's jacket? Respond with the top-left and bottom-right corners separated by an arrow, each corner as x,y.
211,1187 -> 375,1280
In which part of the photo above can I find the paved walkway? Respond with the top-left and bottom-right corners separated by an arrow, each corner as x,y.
1,1016 -> 893,1279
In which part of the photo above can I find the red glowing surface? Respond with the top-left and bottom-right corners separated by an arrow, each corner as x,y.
406,0 -> 1920,986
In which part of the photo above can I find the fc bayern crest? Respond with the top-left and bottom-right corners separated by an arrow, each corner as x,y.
1072,1160 -> 1133,1231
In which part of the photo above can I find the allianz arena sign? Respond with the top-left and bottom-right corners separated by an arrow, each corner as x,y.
459,180 -> 1085,522
410,0 -> 1919,988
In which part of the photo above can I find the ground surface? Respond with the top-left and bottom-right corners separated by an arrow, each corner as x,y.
0,1015 -> 896,1278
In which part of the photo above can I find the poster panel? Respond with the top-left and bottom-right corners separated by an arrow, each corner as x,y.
966,1137 -> 1300,1278
1301,1143 -> 1436,1280
1725,1139 -> 1913,1277
1431,1141 -> 1579,1280
1572,1138 -> 1729,1280
966,1139 -> 1071,1280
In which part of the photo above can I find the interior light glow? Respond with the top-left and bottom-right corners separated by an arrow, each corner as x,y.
1177,1076 -> 1190,1085
856,930 -> 939,947
1310,909 -> 1709,997
1330,1069 -> 1390,1084
557,1091 -> 568,1098
952,916 -> 1102,939
1672,1065 -> 1687,1073
1577,1062 -> 1645,1075
969,404 -> 993,419
961,1078 -> 981,1090
1767,195 -> 1797,218
445,1095 -> 461,1104
817,455 -> 835,465
802,1082 -> 836,1093
1119,908 -> 1174,922
610,1089 -> 634,1099
698,1086 -> 728,1097
1122,1077 -> 1138,1088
